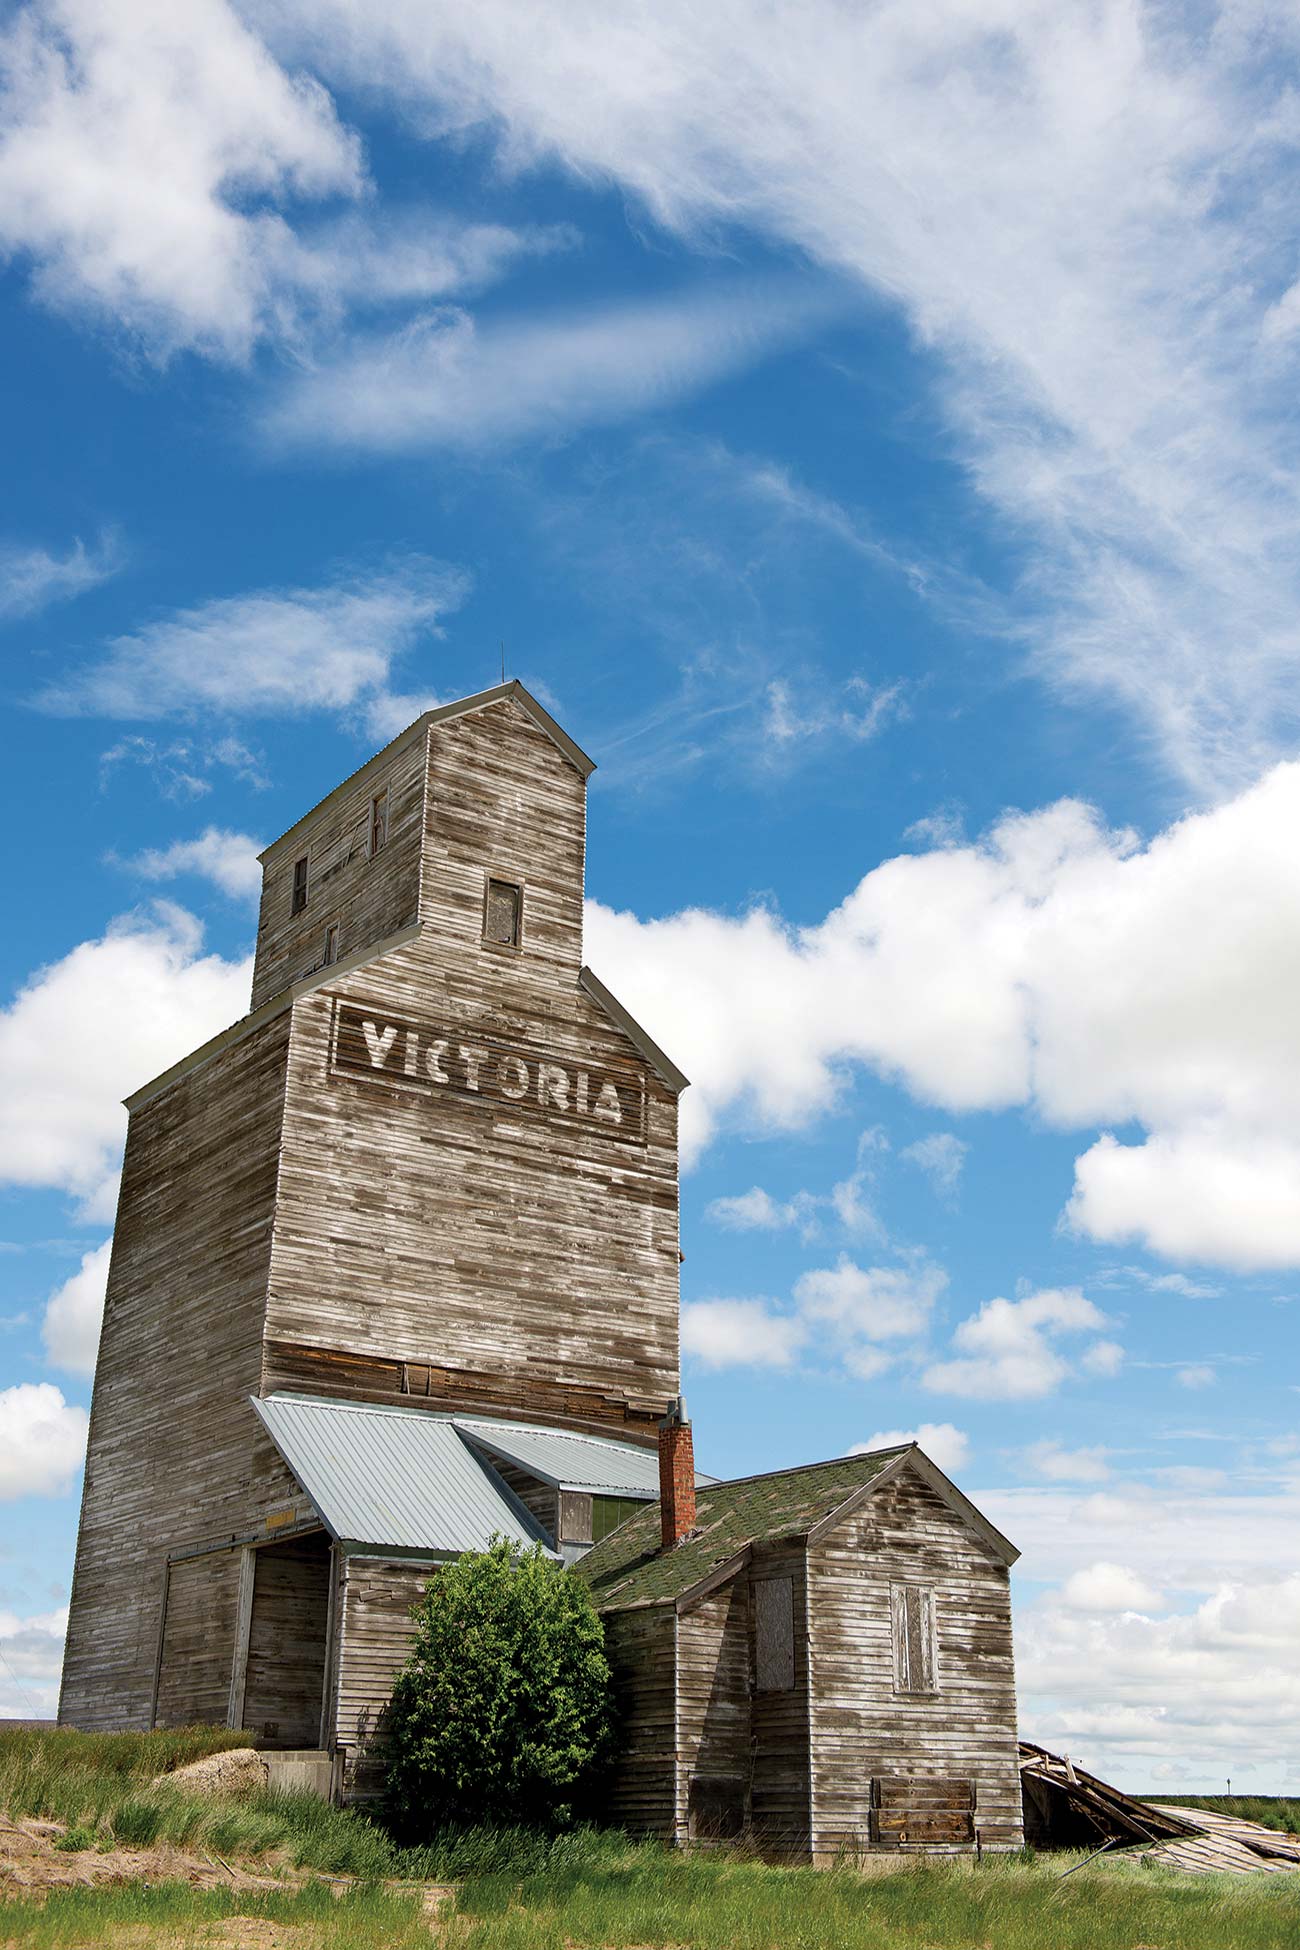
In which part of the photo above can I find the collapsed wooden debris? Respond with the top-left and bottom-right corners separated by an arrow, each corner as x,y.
1020,1742 -> 1300,1875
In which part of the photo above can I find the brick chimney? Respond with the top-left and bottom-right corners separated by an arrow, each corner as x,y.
658,1395 -> 696,1550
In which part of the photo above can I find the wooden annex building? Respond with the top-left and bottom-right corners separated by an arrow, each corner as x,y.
60,681 -> 1024,1858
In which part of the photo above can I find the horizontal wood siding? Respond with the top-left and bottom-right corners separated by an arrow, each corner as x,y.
602,1607 -> 678,1837
334,1557 -> 432,1800
252,725 -> 426,1011
807,1464 -> 1022,1858
154,1552 -> 241,1728
59,1013 -> 303,1731
677,1580 -> 751,1847
749,1543 -> 812,1855
475,1458 -> 558,1542
241,1533 -> 331,1747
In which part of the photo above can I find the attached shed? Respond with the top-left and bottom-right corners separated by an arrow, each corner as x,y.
575,1440 -> 1023,1863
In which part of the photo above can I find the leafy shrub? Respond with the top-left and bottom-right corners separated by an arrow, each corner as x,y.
384,1538 -> 615,1836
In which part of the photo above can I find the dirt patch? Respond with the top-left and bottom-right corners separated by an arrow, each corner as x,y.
0,1814 -> 290,1899
152,1749 -> 270,1797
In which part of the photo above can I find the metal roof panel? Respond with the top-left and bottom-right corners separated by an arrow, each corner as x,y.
453,1417 -> 661,1497
252,1394 -> 553,1556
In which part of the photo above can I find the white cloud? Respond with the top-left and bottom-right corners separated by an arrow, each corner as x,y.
1177,1363 -> 1216,1391
1060,1561 -> 1163,1615
0,0 -> 362,360
987,1467 -> 1300,1782
264,282 -> 836,453
264,0 -> 1300,790
35,557 -> 469,721
99,733 -> 269,798
1025,1440 -> 1111,1483
762,675 -> 905,751
585,760 -> 1300,1268
0,1383 -> 87,1500
704,1186 -> 818,1236
923,1287 -> 1117,1401
0,904 -> 251,1219
900,1131 -> 968,1199
0,531 -> 121,619
41,1238 -> 110,1376
680,1297 -> 804,1371
855,1422 -> 969,1475
795,1254 -> 945,1343
0,1604 -> 67,1717
120,827 -> 263,902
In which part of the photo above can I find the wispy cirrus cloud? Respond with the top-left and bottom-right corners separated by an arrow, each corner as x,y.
0,531 -> 122,620
265,0 -> 1300,789
263,281 -> 843,453
34,556 -> 469,722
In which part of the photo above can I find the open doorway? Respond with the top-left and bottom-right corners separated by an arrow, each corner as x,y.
240,1531 -> 331,1748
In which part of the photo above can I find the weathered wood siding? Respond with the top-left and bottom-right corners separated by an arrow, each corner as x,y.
749,1544 -> 813,1853
154,1551 -> 241,1729
241,1532 -> 332,1747
472,1458 -> 558,1542
807,1464 -> 1022,1858
332,1556 -> 433,1799
251,723 -> 427,1012
59,1012 -> 305,1731
601,1606 -> 678,1836
676,1580 -> 751,1845
263,702 -> 680,1428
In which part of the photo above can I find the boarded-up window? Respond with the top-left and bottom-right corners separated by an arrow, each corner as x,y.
484,878 -> 522,947
322,922 -> 339,966
754,1576 -> 795,1692
688,1775 -> 746,1840
891,1583 -> 937,1693
291,856 -> 308,915
369,789 -> 388,855
870,1775 -> 974,1846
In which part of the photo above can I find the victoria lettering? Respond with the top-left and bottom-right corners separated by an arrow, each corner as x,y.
332,1002 -> 643,1141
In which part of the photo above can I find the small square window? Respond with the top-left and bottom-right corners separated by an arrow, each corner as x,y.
322,922 -> 340,966
484,878 -> 522,948
291,856 -> 309,916
370,789 -> 388,856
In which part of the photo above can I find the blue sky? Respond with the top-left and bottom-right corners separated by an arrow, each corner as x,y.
2,1 -> 1299,1792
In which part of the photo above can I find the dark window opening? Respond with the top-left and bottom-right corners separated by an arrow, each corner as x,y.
688,1776 -> 746,1841
590,1494 -> 644,1543
891,1583 -> 937,1694
484,878 -> 522,948
754,1576 -> 795,1692
291,856 -> 308,916
370,789 -> 388,856
322,923 -> 340,966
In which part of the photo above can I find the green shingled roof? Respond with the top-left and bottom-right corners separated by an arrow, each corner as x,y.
574,1445 -> 909,1611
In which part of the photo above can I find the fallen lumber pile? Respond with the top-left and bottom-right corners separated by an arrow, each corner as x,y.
1019,1743 -> 1300,1875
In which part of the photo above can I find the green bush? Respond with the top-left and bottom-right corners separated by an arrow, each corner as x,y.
384,1538 -> 615,1837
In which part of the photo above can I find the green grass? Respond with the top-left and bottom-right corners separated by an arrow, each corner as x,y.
451,1849 -> 1300,1950
0,1878 -> 433,1948
1156,1794 -> 1300,1836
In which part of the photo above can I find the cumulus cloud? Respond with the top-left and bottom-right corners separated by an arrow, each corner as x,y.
35,557 -> 469,722
119,828 -> 263,902
1177,1364 -> 1216,1391
0,905 -> 251,1219
265,282 -> 837,452
923,1287 -> 1117,1401
0,531 -> 121,619
854,1422 -> 970,1475
0,1604 -> 68,1717
41,1238 -> 111,1376
705,1186 -> 819,1236
0,1383 -> 88,1500
585,761 -> 1300,1268
680,1297 -> 804,1371
1061,1561 -> 1164,1614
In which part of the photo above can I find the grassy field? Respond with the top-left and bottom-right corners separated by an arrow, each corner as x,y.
4,1728 -> 1300,1949
1156,1794 -> 1300,1836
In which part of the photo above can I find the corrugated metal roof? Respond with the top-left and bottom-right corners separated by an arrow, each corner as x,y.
252,1394 -> 554,1556
453,1417 -> 661,1497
